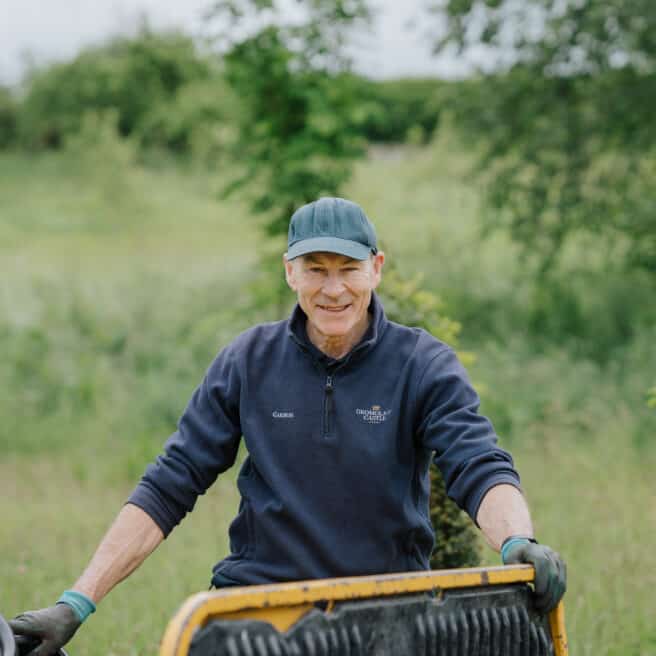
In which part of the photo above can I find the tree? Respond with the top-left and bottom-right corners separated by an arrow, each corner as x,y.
206,0 -> 372,237
428,1 -> 656,273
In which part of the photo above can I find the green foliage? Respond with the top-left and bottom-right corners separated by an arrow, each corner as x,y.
137,78 -> 239,159
356,77 -> 444,144
62,110 -> 142,212
434,0 -> 656,72
523,270 -> 656,364
0,86 -> 18,148
17,28 -> 215,151
429,467 -> 481,568
430,1 -> 656,273
380,265 -> 464,354
224,35 -> 364,232
648,387 -> 656,409
369,126 -> 656,364
208,0 -> 371,57
207,1 -> 370,236
0,145 -> 257,462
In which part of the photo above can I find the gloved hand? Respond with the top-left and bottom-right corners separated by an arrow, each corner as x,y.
502,538 -> 567,614
9,604 -> 81,656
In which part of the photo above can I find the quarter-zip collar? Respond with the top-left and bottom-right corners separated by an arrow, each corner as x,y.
287,292 -> 387,369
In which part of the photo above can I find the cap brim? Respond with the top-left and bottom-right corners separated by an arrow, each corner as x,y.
287,237 -> 372,260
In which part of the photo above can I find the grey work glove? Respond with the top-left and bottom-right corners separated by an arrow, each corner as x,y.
502,539 -> 567,614
9,604 -> 80,656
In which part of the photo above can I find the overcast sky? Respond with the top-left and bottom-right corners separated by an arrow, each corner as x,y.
0,0 -> 473,86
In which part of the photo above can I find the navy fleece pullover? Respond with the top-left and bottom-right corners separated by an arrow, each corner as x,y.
128,294 -> 520,585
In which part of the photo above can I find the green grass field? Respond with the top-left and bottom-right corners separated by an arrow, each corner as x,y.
2,134 -> 655,654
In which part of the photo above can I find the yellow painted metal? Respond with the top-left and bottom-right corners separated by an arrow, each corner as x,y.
214,605 -> 315,631
160,564 -> 567,656
549,600 -> 569,656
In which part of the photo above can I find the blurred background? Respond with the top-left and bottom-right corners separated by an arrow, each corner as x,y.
1,1 -> 655,654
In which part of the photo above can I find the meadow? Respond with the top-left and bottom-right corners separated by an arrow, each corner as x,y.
2,131 -> 655,655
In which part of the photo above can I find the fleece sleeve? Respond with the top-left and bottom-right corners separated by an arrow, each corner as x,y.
416,347 -> 521,522
127,345 -> 242,536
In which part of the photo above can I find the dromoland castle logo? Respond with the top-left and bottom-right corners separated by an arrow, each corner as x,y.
356,405 -> 392,424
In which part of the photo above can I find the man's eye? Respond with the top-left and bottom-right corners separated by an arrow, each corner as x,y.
309,267 -> 324,273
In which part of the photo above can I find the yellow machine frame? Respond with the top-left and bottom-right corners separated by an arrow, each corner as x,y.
160,564 -> 567,656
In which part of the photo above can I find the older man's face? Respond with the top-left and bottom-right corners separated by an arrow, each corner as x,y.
284,251 -> 385,339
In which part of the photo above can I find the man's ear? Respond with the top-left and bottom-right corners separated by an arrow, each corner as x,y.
371,251 -> 385,289
283,254 -> 297,291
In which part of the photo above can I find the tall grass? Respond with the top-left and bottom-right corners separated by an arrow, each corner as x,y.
1,131 -> 655,654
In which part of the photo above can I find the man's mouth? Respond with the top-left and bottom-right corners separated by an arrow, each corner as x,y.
317,304 -> 351,313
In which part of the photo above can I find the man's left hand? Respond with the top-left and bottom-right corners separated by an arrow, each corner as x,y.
502,539 -> 567,613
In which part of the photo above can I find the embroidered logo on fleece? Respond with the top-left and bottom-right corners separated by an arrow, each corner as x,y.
356,405 -> 392,424
272,411 -> 295,419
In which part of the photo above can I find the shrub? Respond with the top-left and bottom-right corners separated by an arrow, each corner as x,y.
17,29 -> 214,150
137,77 -> 239,159
429,466 -> 482,568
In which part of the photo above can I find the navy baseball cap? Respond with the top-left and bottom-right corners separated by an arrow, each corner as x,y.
287,197 -> 378,260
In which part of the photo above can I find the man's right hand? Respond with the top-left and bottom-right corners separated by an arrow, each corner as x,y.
9,604 -> 81,656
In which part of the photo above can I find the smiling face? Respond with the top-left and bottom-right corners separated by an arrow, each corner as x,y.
284,251 -> 385,355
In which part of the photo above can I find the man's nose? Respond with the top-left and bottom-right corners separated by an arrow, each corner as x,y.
322,273 -> 346,297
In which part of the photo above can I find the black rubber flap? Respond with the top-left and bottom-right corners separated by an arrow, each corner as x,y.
189,583 -> 554,656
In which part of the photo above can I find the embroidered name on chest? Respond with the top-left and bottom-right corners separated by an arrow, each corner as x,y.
356,405 -> 392,424
272,411 -> 295,419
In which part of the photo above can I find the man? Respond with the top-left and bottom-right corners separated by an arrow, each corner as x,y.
11,197 -> 566,655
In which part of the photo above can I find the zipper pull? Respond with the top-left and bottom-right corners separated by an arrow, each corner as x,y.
324,375 -> 334,438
